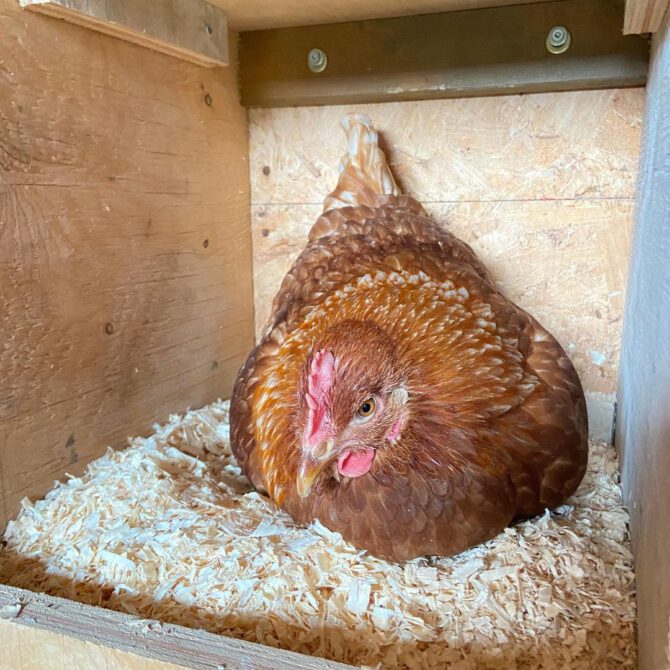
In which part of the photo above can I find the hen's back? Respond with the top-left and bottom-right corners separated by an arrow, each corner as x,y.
261,114 -> 495,341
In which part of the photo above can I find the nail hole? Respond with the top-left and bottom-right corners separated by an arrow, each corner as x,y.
203,239 -> 209,248
262,165 -> 271,176
205,23 -> 213,35
105,322 -> 114,335
261,228 -> 270,237
204,94 -> 213,106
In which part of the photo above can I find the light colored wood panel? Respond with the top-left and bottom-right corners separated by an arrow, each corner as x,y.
20,0 -> 228,67
251,199 -> 633,436
249,90 -> 644,206
0,584 -> 354,670
0,0 -> 253,526
428,200 -> 632,399
0,620 -> 190,670
624,0 -> 670,33
618,8 -> 670,670
210,0 -> 554,31
251,205 -> 316,340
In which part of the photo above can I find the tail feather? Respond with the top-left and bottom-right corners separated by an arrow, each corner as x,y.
322,113 -> 400,213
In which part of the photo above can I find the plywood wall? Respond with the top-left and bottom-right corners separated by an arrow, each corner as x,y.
249,89 -> 644,441
0,0 -> 253,526
618,7 -> 670,670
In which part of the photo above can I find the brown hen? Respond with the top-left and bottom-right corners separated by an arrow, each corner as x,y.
230,114 -> 588,562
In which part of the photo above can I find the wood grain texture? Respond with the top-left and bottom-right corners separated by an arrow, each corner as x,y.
0,620 -> 190,670
249,89 -> 643,440
209,0 -> 555,31
240,0 -> 649,107
0,0 -> 253,527
618,8 -> 670,670
624,0 -> 670,33
0,584 -> 354,670
20,0 -> 228,67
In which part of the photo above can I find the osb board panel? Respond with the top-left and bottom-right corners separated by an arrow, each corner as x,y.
0,0 -> 253,526
618,8 -> 670,670
251,92 -> 641,205
249,90 -> 643,439
0,619 -> 190,670
209,0 -> 554,31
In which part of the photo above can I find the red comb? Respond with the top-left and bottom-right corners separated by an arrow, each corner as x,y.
304,350 -> 335,449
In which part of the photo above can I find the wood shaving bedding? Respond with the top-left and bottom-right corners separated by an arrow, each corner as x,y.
1,402 -> 636,668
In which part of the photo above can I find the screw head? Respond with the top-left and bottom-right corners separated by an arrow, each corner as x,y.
546,25 -> 571,54
307,48 -> 328,73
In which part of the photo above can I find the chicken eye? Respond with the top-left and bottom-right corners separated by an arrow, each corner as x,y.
357,398 -> 376,418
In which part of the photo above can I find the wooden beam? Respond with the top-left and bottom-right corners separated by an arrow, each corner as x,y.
209,0 -> 558,32
0,584 -> 355,670
624,0 -> 670,33
19,0 -> 228,67
240,0 -> 649,108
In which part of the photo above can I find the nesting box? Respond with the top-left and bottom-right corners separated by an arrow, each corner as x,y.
1,0 -> 668,668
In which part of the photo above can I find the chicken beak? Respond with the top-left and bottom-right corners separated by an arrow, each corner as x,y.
296,440 -> 337,498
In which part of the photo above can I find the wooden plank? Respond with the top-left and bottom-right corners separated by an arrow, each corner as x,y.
0,620 -> 191,670
0,0 -> 254,527
249,88 -> 643,442
617,8 -> 670,670
210,0 -> 556,31
624,0 -> 670,33
20,0 -> 228,67
0,584 -> 354,670
239,0 -> 649,107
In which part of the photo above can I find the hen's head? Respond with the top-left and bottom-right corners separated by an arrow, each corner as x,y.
295,320 -> 409,497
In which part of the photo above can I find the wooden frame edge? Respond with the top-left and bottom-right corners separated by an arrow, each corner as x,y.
19,0 -> 229,67
0,583 -> 354,670
624,0 -> 670,33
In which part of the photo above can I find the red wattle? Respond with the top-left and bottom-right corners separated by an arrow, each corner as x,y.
337,448 -> 375,478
